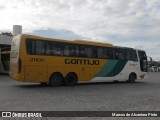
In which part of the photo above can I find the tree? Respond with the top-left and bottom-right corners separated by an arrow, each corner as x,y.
0,32 -> 12,36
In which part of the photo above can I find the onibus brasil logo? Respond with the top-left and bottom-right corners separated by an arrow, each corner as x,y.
1,112 -> 42,118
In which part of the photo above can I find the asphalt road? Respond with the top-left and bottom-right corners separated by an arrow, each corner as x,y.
0,72 -> 160,120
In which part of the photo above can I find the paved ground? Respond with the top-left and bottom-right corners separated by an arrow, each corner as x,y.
0,72 -> 160,120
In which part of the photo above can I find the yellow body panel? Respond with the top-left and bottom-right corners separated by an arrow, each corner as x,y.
23,56 -> 108,82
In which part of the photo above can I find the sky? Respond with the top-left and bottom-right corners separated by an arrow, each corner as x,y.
0,0 -> 160,61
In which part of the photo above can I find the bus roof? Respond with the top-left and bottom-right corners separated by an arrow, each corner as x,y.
72,40 -> 113,47
115,46 -> 146,51
22,34 -> 113,47
136,49 -> 145,52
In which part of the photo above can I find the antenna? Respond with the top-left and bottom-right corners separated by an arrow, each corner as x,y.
16,16 -> 19,25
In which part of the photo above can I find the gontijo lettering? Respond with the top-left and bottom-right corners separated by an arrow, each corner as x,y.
65,59 -> 99,65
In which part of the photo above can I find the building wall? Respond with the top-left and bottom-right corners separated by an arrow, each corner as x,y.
0,35 -> 12,45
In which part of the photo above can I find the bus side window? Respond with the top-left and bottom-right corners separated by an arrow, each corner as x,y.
46,41 -> 51,55
92,48 -> 97,58
36,40 -> 45,55
47,42 -> 63,56
126,50 -> 131,60
114,49 -> 125,60
54,43 -> 63,56
64,45 -> 69,56
26,39 -> 32,54
84,47 -> 93,58
106,48 -> 113,59
79,49 -> 86,57
26,39 -> 36,54
78,45 -> 87,57
50,42 -> 55,55
97,48 -> 104,58
125,49 -> 138,61
131,50 -> 138,61
69,46 -> 77,57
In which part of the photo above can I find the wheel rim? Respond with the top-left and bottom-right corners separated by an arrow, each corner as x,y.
65,73 -> 77,85
129,74 -> 135,81
132,75 -> 135,81
49,73 -> 62,86
68,76 -> 75,83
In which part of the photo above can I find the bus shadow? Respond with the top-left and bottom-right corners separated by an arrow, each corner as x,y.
0,73 -> 9,75
14,83 -> 49,88
14,81 -> 146,89
77,81 -> 145,86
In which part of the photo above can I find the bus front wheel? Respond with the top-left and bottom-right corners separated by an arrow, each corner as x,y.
64,73 -> 78,86
49,73 -> 63,87
128,73 -> 136,83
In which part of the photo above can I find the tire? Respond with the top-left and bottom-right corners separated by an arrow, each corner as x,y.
49,73 -> 63,87
128,73 -> 136,83
64,73 -> 78,86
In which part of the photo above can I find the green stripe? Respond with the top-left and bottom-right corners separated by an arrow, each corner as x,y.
106,60 -> 127,77
95,60 -> 118,77
95,60 -> 127,77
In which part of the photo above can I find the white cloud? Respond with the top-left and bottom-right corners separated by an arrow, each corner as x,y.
0,0 -> 160,60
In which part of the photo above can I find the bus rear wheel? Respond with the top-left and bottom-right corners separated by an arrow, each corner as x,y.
49,73 -> 63,87
128,73 -> 136,83
64,73 -> 78,86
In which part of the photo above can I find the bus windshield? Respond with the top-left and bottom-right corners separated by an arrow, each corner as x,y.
138,50 -> 148,72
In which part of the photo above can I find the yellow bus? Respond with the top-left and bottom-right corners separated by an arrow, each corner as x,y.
10,34 -> 148,86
